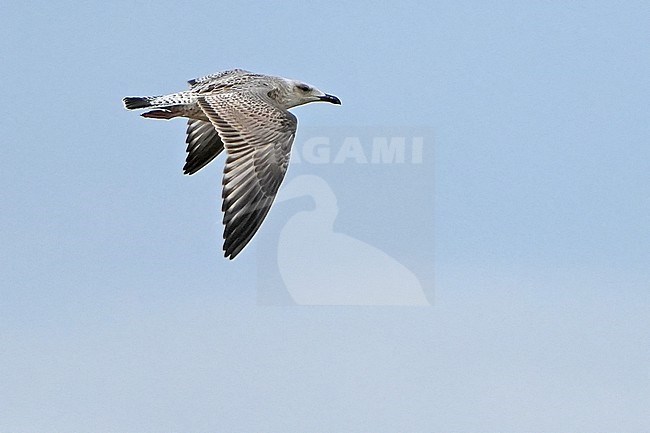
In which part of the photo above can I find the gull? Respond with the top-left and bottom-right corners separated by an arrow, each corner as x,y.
122,69 -> 341,259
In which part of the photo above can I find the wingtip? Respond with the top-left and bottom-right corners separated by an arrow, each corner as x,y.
223,237 -> 246,260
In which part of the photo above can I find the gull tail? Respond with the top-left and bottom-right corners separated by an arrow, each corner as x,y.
123,96 -> 154,110
123,93 -> 192,120
123,96 -> 180,120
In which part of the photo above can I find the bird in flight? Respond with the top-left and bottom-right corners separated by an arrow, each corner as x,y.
122,69 -> 341,259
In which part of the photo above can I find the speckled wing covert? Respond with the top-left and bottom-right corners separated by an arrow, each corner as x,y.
197,91 -> 297,259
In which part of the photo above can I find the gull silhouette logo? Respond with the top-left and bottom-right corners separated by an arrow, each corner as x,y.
275,175 -> 429,306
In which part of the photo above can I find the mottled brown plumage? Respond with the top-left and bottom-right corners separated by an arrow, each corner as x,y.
123,69 -> 340,259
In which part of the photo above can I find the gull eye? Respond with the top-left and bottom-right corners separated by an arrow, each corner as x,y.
296,83 -> 311,92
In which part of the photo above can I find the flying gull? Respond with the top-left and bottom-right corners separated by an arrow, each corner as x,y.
122,69 -> 341,259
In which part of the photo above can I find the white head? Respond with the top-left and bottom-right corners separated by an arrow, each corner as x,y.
274,79 -> 342,109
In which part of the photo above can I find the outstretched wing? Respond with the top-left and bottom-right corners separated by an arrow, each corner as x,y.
197,91 -> 297,259
183,119 -> 225,175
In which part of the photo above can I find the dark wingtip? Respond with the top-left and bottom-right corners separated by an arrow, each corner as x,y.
182,164 -> 199,175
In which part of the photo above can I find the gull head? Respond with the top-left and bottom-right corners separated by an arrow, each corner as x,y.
276,79 -> 341,109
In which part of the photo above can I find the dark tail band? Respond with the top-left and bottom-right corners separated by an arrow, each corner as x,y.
123,97 -> 152,110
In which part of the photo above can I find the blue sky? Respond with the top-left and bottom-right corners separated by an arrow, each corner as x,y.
1,1 -> 649,432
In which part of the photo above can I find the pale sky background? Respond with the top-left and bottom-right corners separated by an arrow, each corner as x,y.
1,1 -> 649,432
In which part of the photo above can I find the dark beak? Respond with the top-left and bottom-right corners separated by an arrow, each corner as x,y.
319,94 -> 341,105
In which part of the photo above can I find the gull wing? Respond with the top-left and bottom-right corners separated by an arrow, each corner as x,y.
183,119 -> 225,175
197,92 -> 297,259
